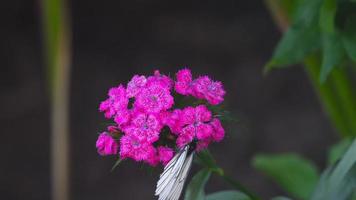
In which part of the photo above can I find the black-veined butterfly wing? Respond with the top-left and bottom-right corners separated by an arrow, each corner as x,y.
155,145 -> 194,200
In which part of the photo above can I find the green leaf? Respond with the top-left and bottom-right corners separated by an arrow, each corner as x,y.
311,139 -> 356,200
328,138 -> 352,165
310,165 -> 334,200
205,190 -> 251,200
328,139 -> 356,192
185,168 -> 212,200
266,0 -> 323,71
319,0 -> 337,33
266,24 -> 320,71
319,32 -> 345,83
342,15 -> 356,62
110,157 -> 122,172
252,153 -> 319,200
318,0 -> 344,82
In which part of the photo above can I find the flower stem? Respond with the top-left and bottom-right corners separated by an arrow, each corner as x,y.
40,0 -> 71,199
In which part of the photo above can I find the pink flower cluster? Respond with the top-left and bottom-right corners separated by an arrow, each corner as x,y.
96,68 -> 226,166
175,69 -> 225,105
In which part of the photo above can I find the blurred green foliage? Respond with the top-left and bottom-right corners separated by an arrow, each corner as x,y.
252,153 -> 319,200
249,1 -> 356,200
265,0 -> 356,137
186,1 -> 356,199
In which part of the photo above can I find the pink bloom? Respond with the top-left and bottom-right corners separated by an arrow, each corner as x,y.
177,125 -> 195,148
181,105 -> 212,125
97,68 -> 227,167
210,118 -> 225,142
120,134 -> 155,161
164,109 -> 183,134
99,85 -> 130,126
99,100 -> 115,118
135,84 -> 174,113
114,108 -> 131,126
193,76 -> 225,105
146,70 -> 173,90
157,146 -> 174,165
175,68 -> 194,95
96,132 -> 118,156
195,123 -> 213,140
123,111 -> 162,143
176,105 -> 213,147
126,75 -> 147,98
147,70 -> 173,90
145,148 -> 159,166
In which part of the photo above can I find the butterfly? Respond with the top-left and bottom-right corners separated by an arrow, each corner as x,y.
155,142 -> 197,200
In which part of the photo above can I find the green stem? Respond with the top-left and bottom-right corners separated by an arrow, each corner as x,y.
40,0 -> 71,200
304,56 -> 353,137
330,67 -> 356,135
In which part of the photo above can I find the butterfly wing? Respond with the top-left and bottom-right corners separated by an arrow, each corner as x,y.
167,151 -> 194,200
155,145 -> 194,200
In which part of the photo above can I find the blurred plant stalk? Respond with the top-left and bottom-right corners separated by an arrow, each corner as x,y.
265,0 -> 356,138
40,0 -> 71,200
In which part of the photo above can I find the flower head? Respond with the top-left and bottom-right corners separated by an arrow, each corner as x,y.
99,85 -> 130,126
127,75 -> 147,98
164,109 -> 183,134
146,70 -> 173,90
123,110 -> 162,143
193,76 -> 225,105
175,105 -> 214,147
210,118 -> 225,142
120,134 -> 155,161
175,68 -> 194,95
97,68 -> 226,167
96,132 -> 118,156
135,83 -> 174,113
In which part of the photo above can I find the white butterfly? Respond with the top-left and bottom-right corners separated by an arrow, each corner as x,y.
155,145 -> 195,200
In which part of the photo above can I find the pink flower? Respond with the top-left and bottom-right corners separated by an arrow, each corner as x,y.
210,118 -> 225,142
164,109 -> 183,134
113,108 -> 131,126
157,146 -> 174,165
123,111 -> 162,143
145,148 -> 160,166
135,84 -> 174,113
181,105 -> 212,125
99,100 -> 115,118
175,68 -> 194,95
96,132 -> 118,156
176,125 -> 195,148
99,85 -> 130,126
193,76 -> 225,105
97,68 -> 227,167
146,70 -> 173,90
176,105 -> 213,147
120,134 -> 155,161
127,75 -> 147,98
195,123 -> 213,140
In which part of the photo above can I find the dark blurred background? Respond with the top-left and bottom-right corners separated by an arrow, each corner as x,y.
1,0 -> 337,199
